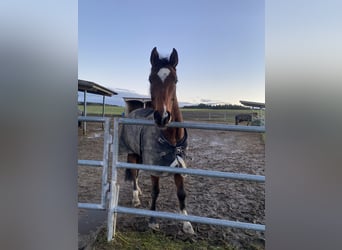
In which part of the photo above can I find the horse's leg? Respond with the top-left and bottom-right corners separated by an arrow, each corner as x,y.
126,153 -> 142,207
148,175 -> 160,230
174,174 -> 195,234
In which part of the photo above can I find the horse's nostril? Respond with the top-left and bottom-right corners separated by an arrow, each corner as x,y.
153,111 -> 159,121
153,111 -> 163,125
153,111 -> 170,127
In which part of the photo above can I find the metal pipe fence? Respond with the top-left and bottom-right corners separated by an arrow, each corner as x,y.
107,118 -> 265,241
78,116 -> 112,210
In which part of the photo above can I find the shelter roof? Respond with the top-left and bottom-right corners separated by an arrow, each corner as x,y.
240,100 -> 265,109
123,97 -> 151,103
78,79 -> 117,97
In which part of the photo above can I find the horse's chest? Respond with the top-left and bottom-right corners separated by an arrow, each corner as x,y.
119,108 -> 187,169
141,129 -> 184,166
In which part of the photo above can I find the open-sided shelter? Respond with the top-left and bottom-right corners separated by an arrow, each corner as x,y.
122,97 -> 152,116
78,79 -> 117,134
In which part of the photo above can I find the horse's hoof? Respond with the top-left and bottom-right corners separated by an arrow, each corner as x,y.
132,190 -> 141,207
183,222 -> 195,235
148,222 -> 160,231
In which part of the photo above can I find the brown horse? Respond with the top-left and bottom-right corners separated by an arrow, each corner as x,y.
119,47 -> 194,234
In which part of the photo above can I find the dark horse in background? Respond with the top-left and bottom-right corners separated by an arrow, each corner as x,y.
235,113 -> 257,126
119,47 -> 195,234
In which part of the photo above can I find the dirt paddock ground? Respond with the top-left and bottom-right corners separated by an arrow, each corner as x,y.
78,120 -> 265,249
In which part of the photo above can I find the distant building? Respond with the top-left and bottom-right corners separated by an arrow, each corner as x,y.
123,97 -> 152,116
239,100 -> 265,109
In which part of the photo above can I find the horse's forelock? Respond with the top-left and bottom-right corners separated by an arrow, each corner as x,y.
152,58 -> 174,71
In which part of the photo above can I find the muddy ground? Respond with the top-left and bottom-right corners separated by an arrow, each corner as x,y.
78,121 -> 265,249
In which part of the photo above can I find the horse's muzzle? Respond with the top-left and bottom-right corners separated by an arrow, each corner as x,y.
153,110 -> 171,127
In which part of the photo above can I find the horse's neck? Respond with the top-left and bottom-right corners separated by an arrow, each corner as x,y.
162,100 -> 184,146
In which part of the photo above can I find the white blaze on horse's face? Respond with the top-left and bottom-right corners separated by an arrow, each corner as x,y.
162,105 -> 168,119
157,68 -> 171,83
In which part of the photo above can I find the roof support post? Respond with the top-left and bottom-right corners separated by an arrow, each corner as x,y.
102,95 -> 105,129
83,90 -> 87,135
102,96 -> 106,117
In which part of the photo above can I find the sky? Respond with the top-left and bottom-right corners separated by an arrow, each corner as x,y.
78,0 -> 265,105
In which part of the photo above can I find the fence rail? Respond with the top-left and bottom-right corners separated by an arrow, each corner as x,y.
107,117 -> 265,241
119,117 -> 265,133
113,206 -> 265,231
115,162 -> 265,182
181,109 -> 265,124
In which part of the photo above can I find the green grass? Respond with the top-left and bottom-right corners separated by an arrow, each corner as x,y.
78,104 -> 124,116
93,229 -> 235,250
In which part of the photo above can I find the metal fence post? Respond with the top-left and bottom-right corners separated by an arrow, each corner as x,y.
107,118 -> 120,241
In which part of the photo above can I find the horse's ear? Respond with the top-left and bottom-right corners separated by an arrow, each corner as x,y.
150,47 -> 159,66
169,48 -> 178,68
